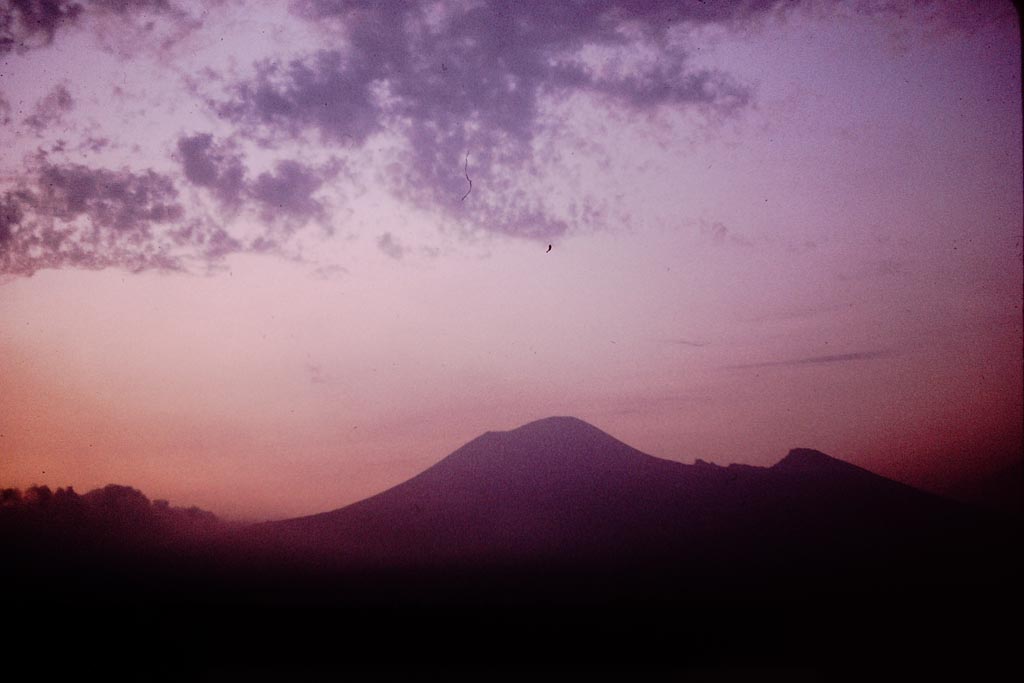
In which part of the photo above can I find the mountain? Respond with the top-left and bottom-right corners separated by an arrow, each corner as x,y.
246,416 -> 1014,599
4,417 -> 1020,678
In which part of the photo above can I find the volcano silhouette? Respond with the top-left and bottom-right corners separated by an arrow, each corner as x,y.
4,417 -> 1020,677
253,416 -> 999,587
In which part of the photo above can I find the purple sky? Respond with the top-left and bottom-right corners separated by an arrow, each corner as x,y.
1,0 -> 1020,520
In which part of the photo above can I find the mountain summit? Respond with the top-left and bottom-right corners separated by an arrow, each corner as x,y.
420,415 -> 666,482
772,447 -> 872,474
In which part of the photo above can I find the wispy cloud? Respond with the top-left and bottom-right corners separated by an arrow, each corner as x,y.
661,339 -> 709,348
176,133 -> 247,208
723,351 -> 891,370
376,232 -> 407,260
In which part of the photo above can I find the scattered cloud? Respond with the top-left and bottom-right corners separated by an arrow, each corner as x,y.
0,157 -> 299,276
36,161 -> 182,228
250,160 -> 326,223
1,138 -> 343,276
0,161 -> 184,275
175,132 -> 338,231
723,351 -> 891,370
176,133 -> 246,207
0,0 -> 83,55
1,2 -> 794,277
215,2 -> 774,241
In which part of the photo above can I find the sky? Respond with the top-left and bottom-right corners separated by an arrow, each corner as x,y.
0,0 -> 1020,520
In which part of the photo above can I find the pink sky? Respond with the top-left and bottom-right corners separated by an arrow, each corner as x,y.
1,0 -> 1020,519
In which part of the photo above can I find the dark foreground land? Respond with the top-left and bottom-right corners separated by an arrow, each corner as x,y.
3,418 -> 1021,680
4,550 -> 1020,681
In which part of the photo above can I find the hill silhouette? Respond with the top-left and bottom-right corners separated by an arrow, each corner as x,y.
0,483 -> 221,550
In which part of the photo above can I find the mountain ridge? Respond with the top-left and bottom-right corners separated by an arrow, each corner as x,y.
243,416 -> 1005,583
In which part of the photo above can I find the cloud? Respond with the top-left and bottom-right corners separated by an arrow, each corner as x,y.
175,132 -> 334,228
35,161 -> 183,230
0,190 -> 29,246
216,2 -> 774,241
23,83 -> 74,133
0,3 -> 786,277
0,0 -> 204,56
251,160 -> 325,223
0,161 -> 185,275
0,159 -> 292,276
0,91 -> 10,125
376,232 -> 406,260
176,133 -> 246,207
0,0 -> 83,55
724,351 -> 891,370
663,339 -> 709,348
1,133 -> 340,276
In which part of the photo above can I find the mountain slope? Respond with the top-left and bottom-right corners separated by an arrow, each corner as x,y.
246,417 -> 1008,591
